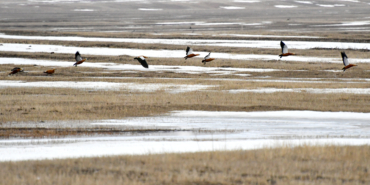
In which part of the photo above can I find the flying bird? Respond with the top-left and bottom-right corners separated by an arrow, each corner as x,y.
279,41 -> 295,58
134,56 -> 149,68
44,69 -> 56,75
184,46 -> 200,60
201,52 -> 215,65
341,52 -> 357,72
8,67 -> 24,75
73,51 -> 86,67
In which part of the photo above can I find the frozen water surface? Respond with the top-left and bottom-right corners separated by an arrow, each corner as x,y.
295,1 -> 313,4
220,6 -> 245,9
2,34 -> 370,50
0,80 -> 216,93
275,5 -> 297,8
0,57 -> 282,74
1,44 -> 370,63
1,110 -> 370,161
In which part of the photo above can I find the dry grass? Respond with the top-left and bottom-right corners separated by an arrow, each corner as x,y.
0,127 -> 190,138
1,86 -> 370,124
1,145 -> 369,185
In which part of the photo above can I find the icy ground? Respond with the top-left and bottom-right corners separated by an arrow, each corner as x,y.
0,34 -> 369,50
1,43 -> 370,63
1,110 -> 370,161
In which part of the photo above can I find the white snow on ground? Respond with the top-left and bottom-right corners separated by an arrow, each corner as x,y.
228,88 -> 370,94
73,9 -> 94,11
138,8 -> 163,11
155,21 -> 204,25
0,57 -> 282,74
1,110 -> 370,161
295,1 -> 313,4
1,44 -> 370,63
87,77 -> 370,84
220,6 -> 245,9
275,5 -> 297,8
2,34 -> 370,50
314,21 -> 370,27
337,21 -> 370,26
217,34 -> 321,38
233,0 -> 259,2
316,4 -> 345,7
0,80 -> 216,93
338,0 -> 359,2
156,21 -> 270,26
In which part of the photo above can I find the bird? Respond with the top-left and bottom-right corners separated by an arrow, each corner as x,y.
201,52 -> 215,65
8,67 -> 24,75
341,52 -> 357,72
184,46 -> 200,60
73,51 -> 86,67
44,69 -> 56,75
279,41 -> 295,58
134,56 -> 149,68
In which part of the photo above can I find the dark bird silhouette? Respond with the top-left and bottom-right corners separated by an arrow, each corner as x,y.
279,41 -> 295,58
73,51 -> 86,67
134,56 -> 149,68
8,67 -> 24,75
341,52 -> 357,72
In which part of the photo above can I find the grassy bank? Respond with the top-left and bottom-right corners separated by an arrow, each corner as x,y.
1,145 -> 369,185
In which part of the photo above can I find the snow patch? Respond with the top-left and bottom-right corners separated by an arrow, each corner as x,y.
1,110 -> 370,161
73,9 -> 94,11
316,4 -> 345,7
138,8 -> 162,11
220,6 -> 245,9
275,5 -> 297,8
3,34 -> 370,51
0,80 -> 215,93
295,1 -> 312,4
233,0 -> 259,3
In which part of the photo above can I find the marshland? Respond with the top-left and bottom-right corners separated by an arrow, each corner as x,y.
1,0 -> 370,184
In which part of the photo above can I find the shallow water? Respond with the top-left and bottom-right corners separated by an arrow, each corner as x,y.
1,110 -> 369,161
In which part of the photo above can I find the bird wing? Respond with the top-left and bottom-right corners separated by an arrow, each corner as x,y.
186,47 -> 194,55
204,52 -> 211,59
136,57 -> 149,68
75,52 -> 83,62
11,67 -> 20,72
341,52 -> 349,66
280,41 -> 288,54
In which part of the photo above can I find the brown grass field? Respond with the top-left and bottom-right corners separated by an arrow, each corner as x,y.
1,145 -> 370,185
